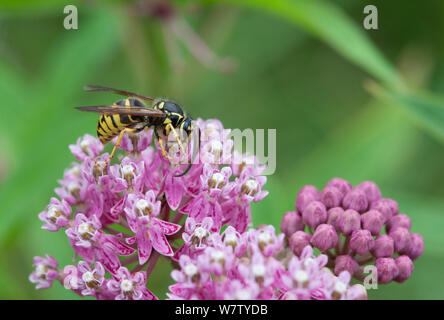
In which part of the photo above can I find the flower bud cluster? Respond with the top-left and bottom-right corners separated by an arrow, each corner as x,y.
281,179 -> 424,284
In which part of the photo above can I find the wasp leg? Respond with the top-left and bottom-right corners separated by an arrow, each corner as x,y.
167,123 -> 186,156
106,127 -> 139,164
158,136 -> 173,160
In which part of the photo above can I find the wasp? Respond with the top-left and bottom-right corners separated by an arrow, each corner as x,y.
75,85 -> 198,177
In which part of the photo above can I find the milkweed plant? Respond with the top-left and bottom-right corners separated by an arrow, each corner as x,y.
30,118 -> 424,300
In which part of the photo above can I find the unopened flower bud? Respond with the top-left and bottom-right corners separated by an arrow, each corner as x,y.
280,211 -> 304,238
326,178 -> 352,197
361,209 -> 384,235
334,255 -> 359,276
337,209 -> 360,236
327,207 -> 343,231
343,189 -> 368,213
407,233 -> 424,260
389,227 -> 411,254
370,198 -> 398,223
289,231 -> 311,256
355,181 -> 382,203
349,230 -> 374,255
386,214 -> 411,234
320,186 -> 343,209
311,224 -> 338,251
302,201 -> 327,229
295,186 -> 320,213
394,255 -> 414,283
371,235 -> 394,258
375,257 -> 399,284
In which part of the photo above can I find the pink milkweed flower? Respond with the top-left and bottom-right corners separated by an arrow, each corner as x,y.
29,255 -> 60,289
38,197 -> 72,231
174,217 -> 214,260
231,150 -> 266,177
69,134 -> 104,162
180,165 -> 233,230
63,261 -> 108,298
125,191 -> 181,264
107,267 -> 157,300
66,213 -> 135,274
109,157 -> 145,193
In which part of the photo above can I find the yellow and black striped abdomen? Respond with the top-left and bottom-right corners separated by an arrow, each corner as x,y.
97,114 -> 139,144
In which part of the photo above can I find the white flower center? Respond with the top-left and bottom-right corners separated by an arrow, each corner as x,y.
210,140 -> 223,154
35,264 -> 46,277
184,263 -> 198,277
47,207 -> 60,219
224,233 -> 237,245
82,271 -> 94,283
258,232 -> 271,244
294,270 -> 309,283
194,227 -> 207,239
303,258 -> 316,268
136,199 -> 149,212
120,279 -> 134,292
235,289 -> 251,300
68,182 -> 79,192
122,165 -> 134,176
68,166 -> 80,177
252,264 -> 266,277
212,173 -> 224,185
205,123 -> 219,136
334,281 -> 347,294
211,250 -> 225,262
245,179 -> 258,191
80,139 -> 90,150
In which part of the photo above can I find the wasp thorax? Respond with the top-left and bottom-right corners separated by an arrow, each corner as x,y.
78,222 -> 96,241
241,179 -> 259,197
208,172 -> 225,189
136,199 -> 153,217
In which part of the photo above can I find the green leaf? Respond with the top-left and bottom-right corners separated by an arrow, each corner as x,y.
209,0 -> 403,90
368,83 -> 444,144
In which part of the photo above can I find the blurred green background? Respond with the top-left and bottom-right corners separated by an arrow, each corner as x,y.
0,0 -> 443,299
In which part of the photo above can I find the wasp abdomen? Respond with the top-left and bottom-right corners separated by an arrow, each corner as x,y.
97,114 -> 140,144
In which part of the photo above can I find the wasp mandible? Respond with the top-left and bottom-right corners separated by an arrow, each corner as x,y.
75,85 -> 198,177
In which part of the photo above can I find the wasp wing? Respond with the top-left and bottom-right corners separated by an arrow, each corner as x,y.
75,105 -> 164,117
84,85 -> 155,102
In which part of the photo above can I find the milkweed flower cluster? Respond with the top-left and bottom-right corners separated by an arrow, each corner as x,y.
29,118 -> 421,299
168,225 -> 366,300
283,179 -> 424,284
30,118 -> 269,299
